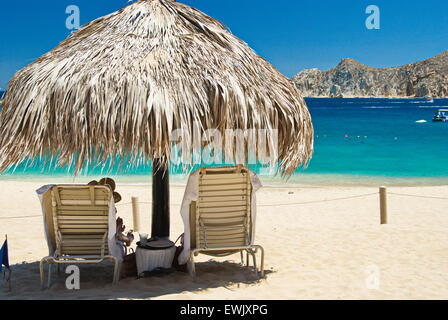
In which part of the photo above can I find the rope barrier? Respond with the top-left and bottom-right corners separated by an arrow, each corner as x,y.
0,215 -> 41,220
258,192 -> 378,207
85,192 -> 448,208
388,192 -> 448,200
116,201 -> 154,206
1,191 -> 446,220
114,192 -> 379,208
115,202 -> 132,207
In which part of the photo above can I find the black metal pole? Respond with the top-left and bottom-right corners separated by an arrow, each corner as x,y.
151,158 -> 170,239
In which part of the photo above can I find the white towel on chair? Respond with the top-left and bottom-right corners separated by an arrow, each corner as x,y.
178,169 -> 262,265
37,185 -> 123,261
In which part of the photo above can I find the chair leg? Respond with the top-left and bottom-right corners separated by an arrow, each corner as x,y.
246,251 -> 250,267
250,251 -> 258,278
111,257 -> 120,285
116,261 -> 122,284
47,263 -> 52,289
39,259 -> 46,290
189,252 -> 196,279
240,251 -> 244,265
254,246 -> 265,278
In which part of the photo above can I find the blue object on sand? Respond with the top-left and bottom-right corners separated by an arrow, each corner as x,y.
0,239 -> 9,272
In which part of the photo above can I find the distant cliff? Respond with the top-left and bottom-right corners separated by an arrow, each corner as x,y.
292,51 -> 448,98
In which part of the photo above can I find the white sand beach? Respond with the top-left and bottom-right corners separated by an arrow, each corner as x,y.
0,180 -> 447,300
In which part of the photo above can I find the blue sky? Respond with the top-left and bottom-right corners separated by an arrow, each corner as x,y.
0,0 -> 447,90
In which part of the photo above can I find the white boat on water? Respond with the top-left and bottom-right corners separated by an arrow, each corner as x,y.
425,96 -> 434,103
433,109 -> 448,122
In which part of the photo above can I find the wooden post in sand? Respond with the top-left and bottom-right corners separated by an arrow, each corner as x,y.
379,186 -> 388,224
131,197 -> 141,232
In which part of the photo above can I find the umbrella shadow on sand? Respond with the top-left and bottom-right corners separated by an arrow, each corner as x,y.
0,260 -> 274,300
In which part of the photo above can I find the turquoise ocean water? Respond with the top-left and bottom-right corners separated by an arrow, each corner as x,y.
298,98 -> 448,185
0,95 -> 447,186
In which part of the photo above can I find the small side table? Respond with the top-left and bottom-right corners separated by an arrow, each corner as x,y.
136,240 -> 176,276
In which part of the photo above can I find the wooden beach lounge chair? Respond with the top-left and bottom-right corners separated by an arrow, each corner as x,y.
39,185 -> 120,289
188,166 -> 264,278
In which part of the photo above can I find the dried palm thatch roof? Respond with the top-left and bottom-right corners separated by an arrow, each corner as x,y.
0,0 -> 313,175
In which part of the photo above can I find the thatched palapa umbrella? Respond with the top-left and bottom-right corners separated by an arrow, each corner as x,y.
0,0 -> 313,239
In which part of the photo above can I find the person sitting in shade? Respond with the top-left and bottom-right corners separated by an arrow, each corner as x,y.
88,178 -> 134,258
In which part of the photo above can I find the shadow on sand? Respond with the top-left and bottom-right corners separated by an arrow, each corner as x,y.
0,259 -> 274,300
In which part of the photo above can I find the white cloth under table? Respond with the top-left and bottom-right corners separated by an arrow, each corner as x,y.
136,246 -> 176,275
178,169 -> 262,265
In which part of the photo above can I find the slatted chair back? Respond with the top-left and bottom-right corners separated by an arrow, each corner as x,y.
50,185 -> 112,257
193,166 -> 252,250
